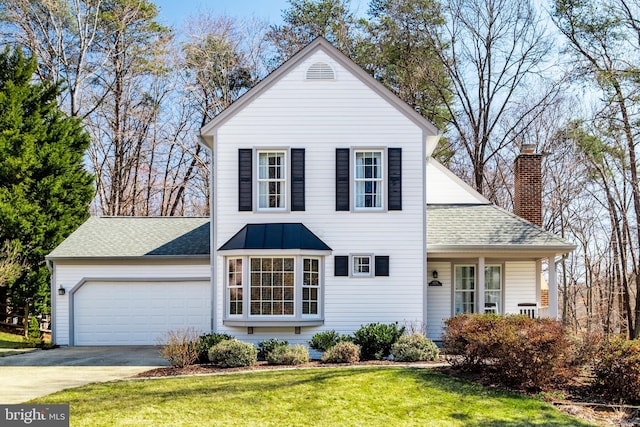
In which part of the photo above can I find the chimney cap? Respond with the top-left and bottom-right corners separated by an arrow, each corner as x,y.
521,143 -> 536,155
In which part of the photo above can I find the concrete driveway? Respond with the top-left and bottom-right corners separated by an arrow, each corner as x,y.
0,346 -> 169,403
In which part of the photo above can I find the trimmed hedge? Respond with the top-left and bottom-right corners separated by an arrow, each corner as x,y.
267,344 -> 310,365
197,333 -> 234,364
321,341 -> 361,364
308,330 -> 350,352
257,339 -> 289,361
442,314 -> 574,390
353,322 -> 405,360
391,333 -> 439,362
208,339 -> 257,368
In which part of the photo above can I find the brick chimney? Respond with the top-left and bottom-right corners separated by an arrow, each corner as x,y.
514,143 -> 542,227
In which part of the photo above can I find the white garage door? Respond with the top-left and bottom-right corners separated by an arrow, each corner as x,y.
74,281 -> 210,345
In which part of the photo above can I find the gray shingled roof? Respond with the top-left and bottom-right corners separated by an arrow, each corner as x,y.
427,204 -> 575,252
46,217 -> 210,259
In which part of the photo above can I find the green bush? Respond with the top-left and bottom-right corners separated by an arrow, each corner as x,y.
391,333 -> 439,362
442,314 -> 574,391
160,328 -> 200,368
353,322 -> 405,360
321,341 -> 361,364
592,338 -> 640,403
208,339 -> 257,368
24,316 -> 43,347
266,344 -> 310,365
197,333 -> 234,364
308,330 -> 350,352
257,339 -> 289,361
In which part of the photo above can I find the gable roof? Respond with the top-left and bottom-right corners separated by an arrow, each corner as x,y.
427,204 -> 575,254
200,37 -> 439,142
46,217 -> 210,260
219,223 -> 331,251
426,158 -> 490,204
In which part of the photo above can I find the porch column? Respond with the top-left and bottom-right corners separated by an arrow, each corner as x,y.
548,254 -> 558,319
477,256 -> 485,313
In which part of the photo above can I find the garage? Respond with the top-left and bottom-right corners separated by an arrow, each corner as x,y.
73,280 -> 211,345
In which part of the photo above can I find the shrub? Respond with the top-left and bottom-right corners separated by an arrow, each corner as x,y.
391,333 -> 439,362
257,339 -> 289,361
160,328 -> 200,368
208,339 -> 257,368
321,341 -> 361,364
267,344 -> 310,365
197,333 -> 234,364
353,322 -> 405,360
24,316 -> 43,347
308,330 -> 350,352
442,314 -> 574,391
592,338 -> 640,403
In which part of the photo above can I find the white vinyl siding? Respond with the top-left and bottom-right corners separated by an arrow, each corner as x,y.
426,261 -> 451,340
504,261 -> 537,314
213,49 -> 426,342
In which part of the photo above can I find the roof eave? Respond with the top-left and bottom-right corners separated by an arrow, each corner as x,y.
46,255 -> 211,262
427,244 -> 576,257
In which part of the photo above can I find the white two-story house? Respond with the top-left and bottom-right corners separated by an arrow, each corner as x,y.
47,38 -> 574,346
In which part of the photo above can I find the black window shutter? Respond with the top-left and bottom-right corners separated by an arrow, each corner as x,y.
335,256 -> 348,276
375,256 -> 390,277
388,148 -> 402,210
291,148 -> 305,211
336,148 -> 350,211
238,149 -> 253,211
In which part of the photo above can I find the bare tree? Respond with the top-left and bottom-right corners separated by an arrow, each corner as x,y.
427,0 -> 561,198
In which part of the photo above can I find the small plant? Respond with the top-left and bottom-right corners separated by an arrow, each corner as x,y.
24,316 -> 43,347
257,338 -> 289,361
208,339 -> 257,368
267,344 -> 310,365
197,333 -> 234,364
353,322 -> 405,360
308,330 -> 350,352
592,338 -> 640,403
160,328 -> 200,368
321,341 -> 361,364
391,333 -> 439,362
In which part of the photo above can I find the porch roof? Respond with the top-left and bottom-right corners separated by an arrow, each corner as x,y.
426,204 -> 575,254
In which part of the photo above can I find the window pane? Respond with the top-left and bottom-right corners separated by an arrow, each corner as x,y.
455,266 -> 475,314
355,151 -> 383,208
228,258 -> 243,315
257,152 -> 285,209
302,257 -> 320,315
250,257 -> 295,316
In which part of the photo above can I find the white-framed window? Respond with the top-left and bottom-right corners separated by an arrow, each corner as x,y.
454,265 -> 475,314
227,258 -> 243,316
484,265 -> 502,314
352,255 -> 372,277
225,255 -> 322,320
302,258 -> 320,315
354,150 -> 383,209
257,151 -> 286,209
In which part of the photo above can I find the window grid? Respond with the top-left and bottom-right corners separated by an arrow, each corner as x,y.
355,151 -> 383,208
455,265 -> 475,314
302,258 -> 319,315
250,257 -> 295,316
227,258 -> 243,315
258,151 -> 286,209
353,256 -> 372,276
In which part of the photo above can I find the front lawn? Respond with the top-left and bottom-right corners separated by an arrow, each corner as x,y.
32,367 -> 594,426
0,331 -> 27,348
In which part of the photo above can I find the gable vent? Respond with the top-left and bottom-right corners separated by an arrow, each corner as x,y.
306,62 -> 335,80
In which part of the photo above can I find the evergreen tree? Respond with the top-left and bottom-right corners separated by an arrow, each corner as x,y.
0,47 -> 94,319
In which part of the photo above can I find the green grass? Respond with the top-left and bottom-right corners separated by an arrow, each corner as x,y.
32,367 -> 594,426
0,331 -> 27,348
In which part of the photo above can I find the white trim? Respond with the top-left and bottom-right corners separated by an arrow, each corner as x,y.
350,254 -> 373,277
353,149 -> 385,211
256,149 -> 288,212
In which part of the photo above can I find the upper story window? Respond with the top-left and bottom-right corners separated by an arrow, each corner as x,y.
336,148 -> 402,212
238,148 -> 305,212
352,255 -> 372,277
258,151 -> 286,210
354,151 -> 383,209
